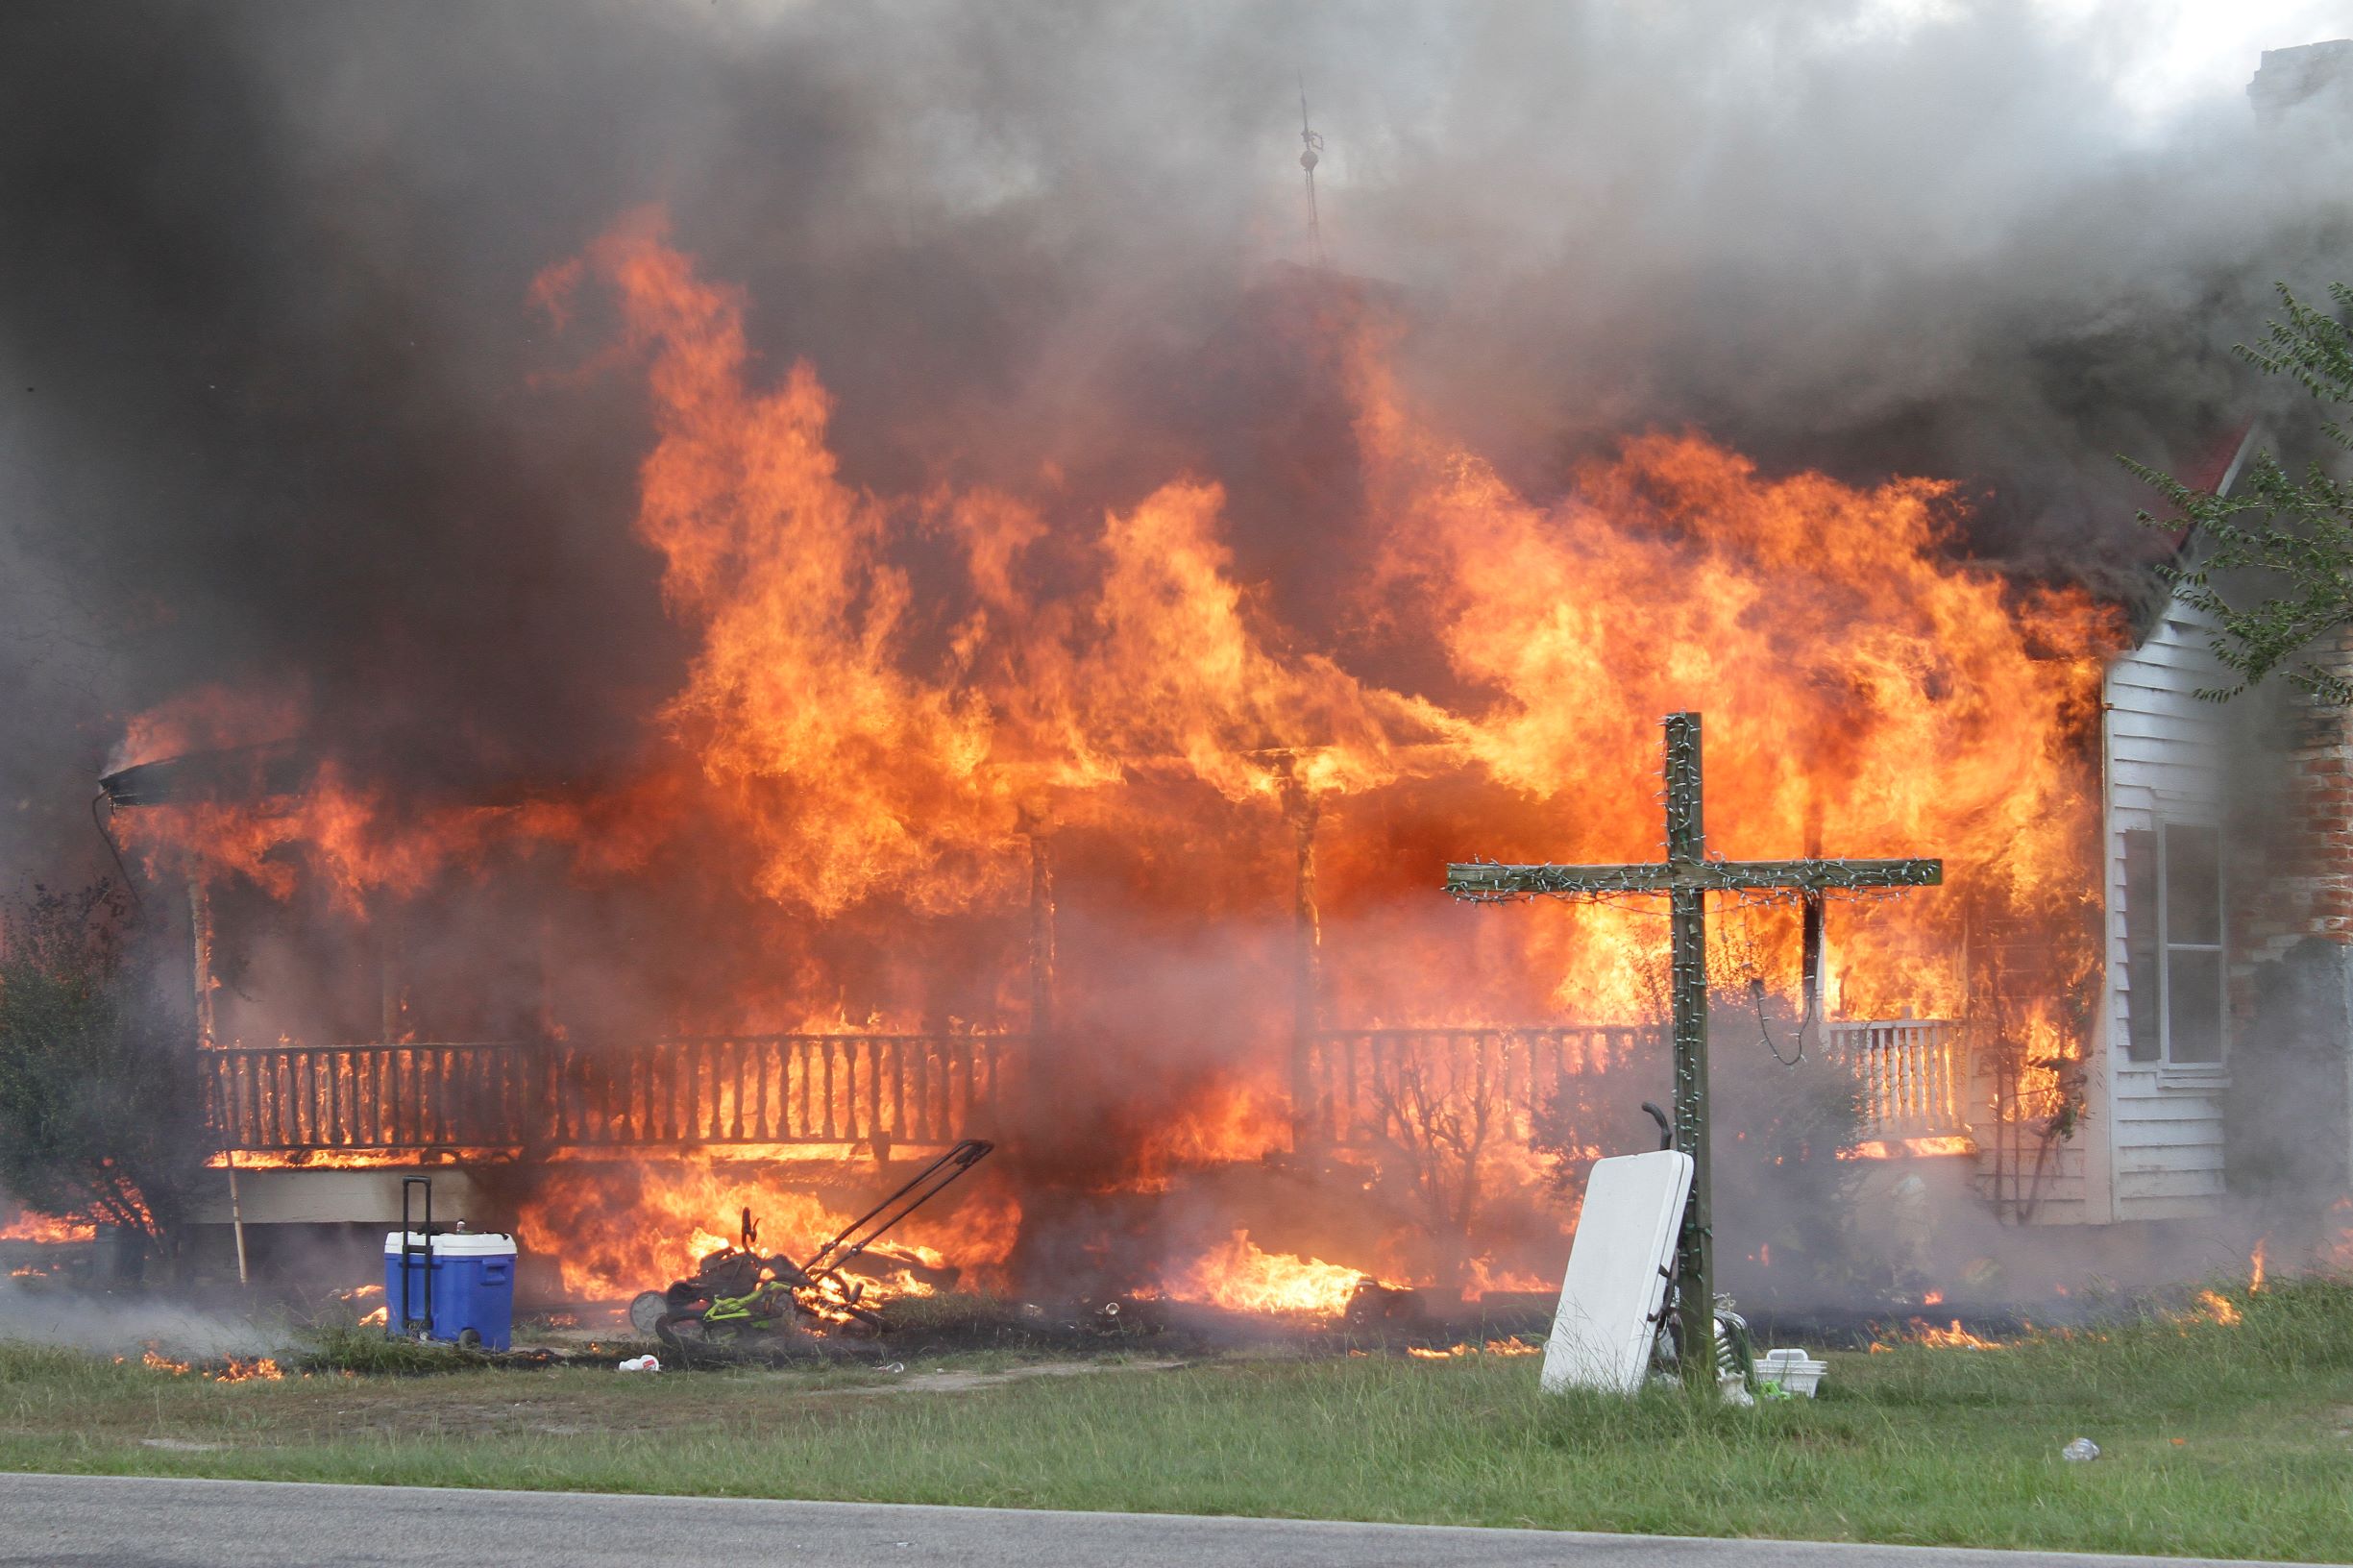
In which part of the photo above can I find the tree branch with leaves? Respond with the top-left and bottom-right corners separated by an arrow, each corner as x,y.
2127,281 -> 2353,703
0,882 -> 208,1251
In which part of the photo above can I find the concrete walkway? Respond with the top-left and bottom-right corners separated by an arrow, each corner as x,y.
0,1472 -> 2300,1568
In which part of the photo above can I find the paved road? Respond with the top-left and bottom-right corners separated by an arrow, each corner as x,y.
0,1473 -> 2301,1568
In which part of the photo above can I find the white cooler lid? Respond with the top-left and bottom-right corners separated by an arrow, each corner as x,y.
1541,1148 -> 1694,1395
383,1232 -> 516,1257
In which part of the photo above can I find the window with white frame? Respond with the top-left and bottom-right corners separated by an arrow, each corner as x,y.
2120,821 -> 2225,1065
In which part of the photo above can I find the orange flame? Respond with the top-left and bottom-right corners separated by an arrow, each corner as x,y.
213,1357 -> 283,1384
1409,1339 -> 1541,1360
113,215 -> 2119,1293
2194,1290 -> 2242,1327
1166,1231 -> 1372,1317
0,1212 -> 92,1243
1875,1317 -> 2004,1351
513,1157 -> 1015,1303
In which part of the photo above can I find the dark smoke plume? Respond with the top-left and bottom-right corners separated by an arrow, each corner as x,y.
1,2 -> 2343,864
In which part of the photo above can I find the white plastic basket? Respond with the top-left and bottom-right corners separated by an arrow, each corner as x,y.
1758,1347 -> 1826,1398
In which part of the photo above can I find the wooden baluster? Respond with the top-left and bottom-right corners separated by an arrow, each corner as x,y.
821,1041 -> 837,1140
884,1036 -> 903,1135
1939,1025 -> 1957,1131
1879,1027 -> 1897,1136
723,1039 -> 740,1141
1906,1025 -> 1925,1134
696,1038 -> 710,1141
320,1049 -> 336,1146
841,1040 -> 855,1143
866,1039 -> 882,1143
740,1038 -> 755,1141
451,1048 -> 467,1145
626,1042 -> 642,1144
1879,1027 -> 1897,1134
847,1040 -> 865,1144
670,1041 -> 685,1143
639,1044 -> 654,1142
649,1042 -> 664,1142
723,1038 -> 740,1140
795,1040 -> 810,1140
960,1037 -> 973,1137
1906,1026 -> 1924,1134
449,1047 -> 464,1145
1896,1026 -> 1913,1135
748,1040 -> 765,1141
665,1039 -> 678,1142
691,1039 -> 707,1140
1855,1028 -> 1874,1136
664,1041 -> 678,1142
1883,1026 -> 1902,1135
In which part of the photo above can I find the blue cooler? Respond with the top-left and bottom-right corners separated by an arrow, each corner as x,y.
382,1232 -> 518,1351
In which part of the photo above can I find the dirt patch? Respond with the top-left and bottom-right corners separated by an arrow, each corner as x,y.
866,1359 -> 1188,1394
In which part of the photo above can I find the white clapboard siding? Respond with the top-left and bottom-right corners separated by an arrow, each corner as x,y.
2100,599 -> 2232,1220
1970,1140 -> 2092,1220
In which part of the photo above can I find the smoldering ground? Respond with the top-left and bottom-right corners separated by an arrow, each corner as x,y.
0,1276 -> 279,1360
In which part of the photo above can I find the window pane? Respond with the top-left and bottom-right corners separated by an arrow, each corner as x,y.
2121,830 -> 2161,1063
2165,822 -> 2221,945
2167,948 -> 2224,1064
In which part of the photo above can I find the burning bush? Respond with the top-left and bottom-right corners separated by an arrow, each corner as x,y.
1532,993 -> 1868,1304
0,882 -> 208,1263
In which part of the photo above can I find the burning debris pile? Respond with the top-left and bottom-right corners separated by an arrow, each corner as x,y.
627,1140 -> 992,1348
88,217 -> 2116,1316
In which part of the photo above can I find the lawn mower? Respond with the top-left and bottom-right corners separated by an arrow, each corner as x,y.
627,1139 -> 993,1350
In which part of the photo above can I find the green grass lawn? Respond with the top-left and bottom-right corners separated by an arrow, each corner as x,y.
5,1280 -> 2352,1559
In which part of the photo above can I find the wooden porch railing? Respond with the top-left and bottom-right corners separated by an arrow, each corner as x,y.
1303,1018 -> 1970,1147
204,1017 -> 1964,1157
203,1034 -> 1016,1154
1300,1026 -> 1654,1147
1818,1018 -> 1968,1140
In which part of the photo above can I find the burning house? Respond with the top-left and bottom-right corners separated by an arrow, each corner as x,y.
11,9 -> 2353,1326
76,230 -> 2123,1317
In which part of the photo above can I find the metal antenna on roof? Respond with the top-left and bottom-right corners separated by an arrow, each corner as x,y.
1298,74 -> 1326,269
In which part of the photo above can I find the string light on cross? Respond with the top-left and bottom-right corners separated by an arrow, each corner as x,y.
1444,712 -> 1941,1391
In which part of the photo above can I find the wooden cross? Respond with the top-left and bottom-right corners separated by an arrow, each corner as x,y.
1446,712 -> 1941,1390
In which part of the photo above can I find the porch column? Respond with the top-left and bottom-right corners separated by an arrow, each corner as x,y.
187,878 -> 215,1047
1020,805 -> 1056,1132
1282,773 -> 1323,1152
